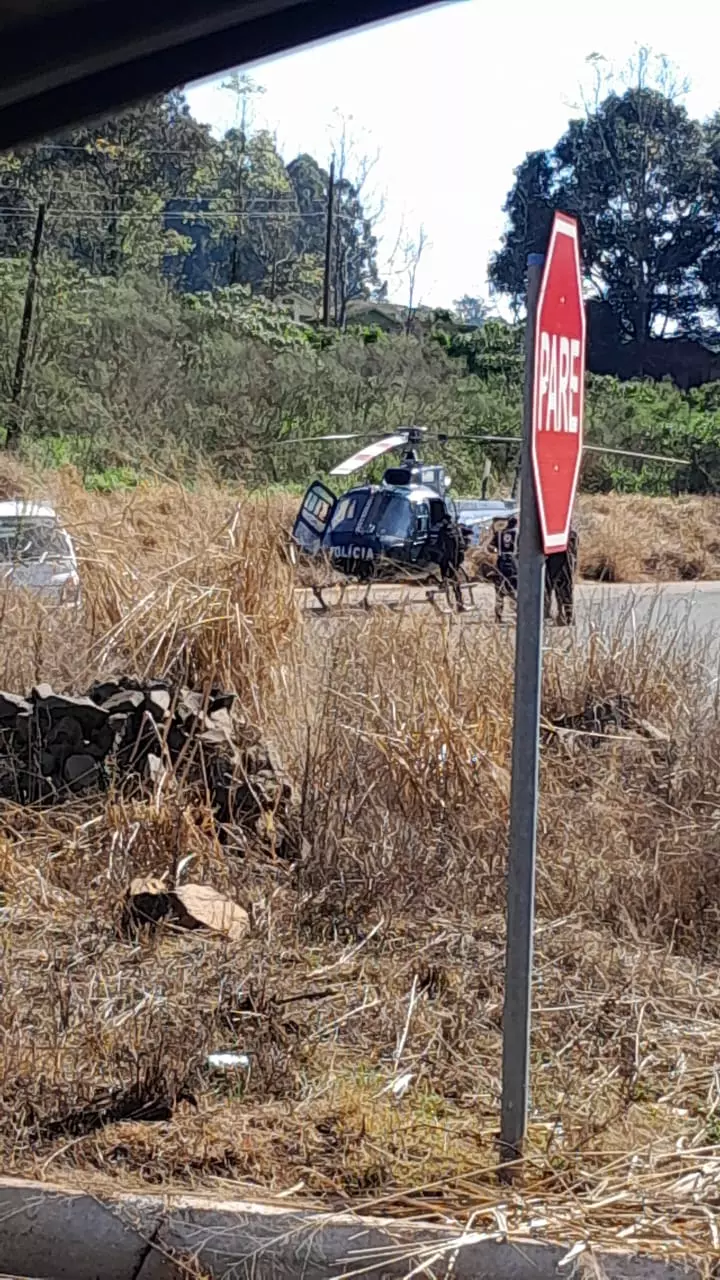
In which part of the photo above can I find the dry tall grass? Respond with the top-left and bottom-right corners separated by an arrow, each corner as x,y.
577,493 -> 720,582
1,466 -> 720,1264
463,493 -> 720,584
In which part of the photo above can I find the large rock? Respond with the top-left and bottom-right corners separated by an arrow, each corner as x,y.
199,706 -> 234,746
176,688 -> 204,723
172,883 -> 249,941
88,679 -> 126,705
124,876 -> 172,928
209,690 -> 236,715
84,716 -> 123,760
210,740 -> 301,857
40,749 -> 58,778
13,711 -> 31,743
146,688 -> 171,721
100,689 -> 144,716
124,878 -> 249,942
0,691 -> 32,721
89,676 -> 170,704
33,685 -> 108,737
64,753 -> 100,791
0,679 -> 295,838
46,715 -> 84,749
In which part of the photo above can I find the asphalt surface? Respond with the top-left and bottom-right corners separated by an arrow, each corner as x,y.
299,579 -> 720,659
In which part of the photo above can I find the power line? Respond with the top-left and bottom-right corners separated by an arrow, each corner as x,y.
18,143 -> 255,158
0,207 -> 356,222
21,143 -> 336,170
0,190 -> 326,207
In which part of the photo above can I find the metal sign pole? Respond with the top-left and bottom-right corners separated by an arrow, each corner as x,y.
499,252 -> 546,1178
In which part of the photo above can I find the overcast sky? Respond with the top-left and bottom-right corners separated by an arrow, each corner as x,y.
186,0 -> 720,309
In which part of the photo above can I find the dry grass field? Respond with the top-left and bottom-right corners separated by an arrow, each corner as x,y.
1,464 -> 720,1266
461,492 -> 720,585
576,493 -> 720,583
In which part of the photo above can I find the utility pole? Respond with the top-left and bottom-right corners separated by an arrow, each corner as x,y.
7,202 -> 46,451
322,157 -> 335,327
499,252 -> 545,1178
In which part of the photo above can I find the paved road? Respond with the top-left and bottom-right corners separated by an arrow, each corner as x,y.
300,579 -> 720,657
577,579 -> 720,634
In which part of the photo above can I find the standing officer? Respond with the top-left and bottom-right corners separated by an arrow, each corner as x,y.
437,512 -> 466,611
545,525 -> 579,626
489,514 -> 518,622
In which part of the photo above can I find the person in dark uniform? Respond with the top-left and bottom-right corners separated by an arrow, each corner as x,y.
437,513 -> 465,610
489,515 -> 518,622
545,526 -> 579,625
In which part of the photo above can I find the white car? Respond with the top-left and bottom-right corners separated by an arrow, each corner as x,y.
0,500 -> 81,605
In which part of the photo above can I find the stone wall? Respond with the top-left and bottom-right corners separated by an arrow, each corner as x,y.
0,678 -> 300,855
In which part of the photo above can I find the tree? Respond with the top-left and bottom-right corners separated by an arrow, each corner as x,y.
697,111 -> 720,330
206,127 -> 301,295
0,93 -> 213,275
490,70 -> 716,343
287,147 -> 382,320
453,295 -> 490,327
386,223 -> 429,334
208,74 -> 265,288
326,114 -> 382,325
286,155 -> 325,254
488,150 -> 556,313
0,90 -> 384,312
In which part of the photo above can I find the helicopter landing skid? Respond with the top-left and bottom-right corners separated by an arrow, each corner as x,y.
310,581 -> 373,612
425,572 -> 477,614
306,574 -> 480,615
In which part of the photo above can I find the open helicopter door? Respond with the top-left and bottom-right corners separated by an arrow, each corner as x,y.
292,480 -> 337,557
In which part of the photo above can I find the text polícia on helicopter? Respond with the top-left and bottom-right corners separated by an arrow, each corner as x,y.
330,545 -> 376,561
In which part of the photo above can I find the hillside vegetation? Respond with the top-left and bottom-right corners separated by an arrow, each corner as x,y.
1,79 -> 720,492
1,266 -> 720,495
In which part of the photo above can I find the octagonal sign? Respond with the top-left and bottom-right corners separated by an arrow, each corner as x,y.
531,212 -> 586,553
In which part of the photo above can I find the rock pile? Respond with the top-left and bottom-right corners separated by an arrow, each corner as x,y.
0,678 -> 226,802
0,679 -> 301,853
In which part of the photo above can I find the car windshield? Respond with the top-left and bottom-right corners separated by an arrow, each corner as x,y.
362,492 -> 414,539
0,518 -> 71,564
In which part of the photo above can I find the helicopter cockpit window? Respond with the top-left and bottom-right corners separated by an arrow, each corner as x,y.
377,494 -> 414,539
330,494 -> 364,531
428,499 -> 446,527
358,491 -> 385,533
305,491 -> 331,523
359,491 -> 411,538
414,503 -> 429,535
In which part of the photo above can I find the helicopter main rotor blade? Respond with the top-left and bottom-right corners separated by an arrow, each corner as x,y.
584,444 -> 691,465
329,433 -> 409,476
432,435 -> 690,467
426,432 -> 522,445
252,433 -> 365,451
230,428 -> 691,470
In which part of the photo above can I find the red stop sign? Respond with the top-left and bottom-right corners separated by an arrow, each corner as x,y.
531,212 -> 586,553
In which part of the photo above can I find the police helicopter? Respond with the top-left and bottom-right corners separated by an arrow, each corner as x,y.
290,425 -> 515,599
283,424 -> 691,609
